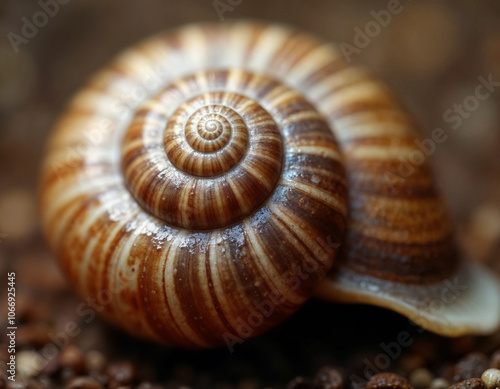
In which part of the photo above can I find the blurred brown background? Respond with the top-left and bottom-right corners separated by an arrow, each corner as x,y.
1,1 -> 500,388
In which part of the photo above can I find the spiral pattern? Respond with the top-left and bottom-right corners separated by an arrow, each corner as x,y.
122,72 -> 311,230
182,105 -> 244,156
41,63 -> 348,347
39,21 -> 500,346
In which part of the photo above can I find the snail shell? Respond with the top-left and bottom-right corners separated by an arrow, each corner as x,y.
39,21 -> 500,347
40,67 -> 348,348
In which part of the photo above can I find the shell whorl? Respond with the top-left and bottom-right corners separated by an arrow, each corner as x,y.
40,63 -> 348,347
39,21 -> 500,346
122,72 -> 291,230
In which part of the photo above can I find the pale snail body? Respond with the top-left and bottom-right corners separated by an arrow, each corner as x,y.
39,22 -> 500,348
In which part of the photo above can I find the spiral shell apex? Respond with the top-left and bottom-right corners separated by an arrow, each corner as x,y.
122,71 -> 302,231
40,21 -> 500,347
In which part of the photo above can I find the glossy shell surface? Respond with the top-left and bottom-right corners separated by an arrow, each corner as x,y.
40,22 -> 500,347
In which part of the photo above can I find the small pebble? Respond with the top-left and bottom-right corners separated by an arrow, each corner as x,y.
314,367 -> 344,389
286,377 -> 312,389
105,362 -> 136,386
430,378 -> 449,389
60,346 -> 86,375
6,378 -> 42,389
84,351 -> 107,372
410,368 -> 434,388
366,373 -> 413,389
448,378 -> 485,389
454,353 -> 490,382
481,369 -> 500,389
17,351 -> 44,378
65,377 -> 103,389
490,351 -> 500,370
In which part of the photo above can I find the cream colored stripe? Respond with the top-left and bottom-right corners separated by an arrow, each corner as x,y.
334,110 -> 406,128
226,175 -> 253,212
80,192 -> 134,235
306,67 -> 364,101
281,111 -> 324,126
268,203 -> 334,266
321,81 -> 391,114
243,163 -> 276,188
288,165 -> 347,186
204,235 -> 236,334
268,90 -> 302,108
195,71 -> 210,91
44,177 -> 122,226
103,216 -> 163,342
164,232 -> 210,347
122,138 -> 161,154
246,149 -> 283,166
287,146 -> 342,162
113,46 -> 155,77
78,209 -> 142,294
335,122 -> 413,142
287,44 -> 340,84
346,144 -> 417,160
261,84 -> 289,101
208,233 -> 240,334
248,117 -> 276,127
252,134 -> 282,143
351,217 -> 452,243
220,23 -> 256,68
243,219 -> 304,304
246,25 -> 292,70
226,69 -> 246,92
267,206 -> 333,270
280,179 -> 347,216
48,200 -> 86,251
178,26 -> 209,73
146,229 -> 185,343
